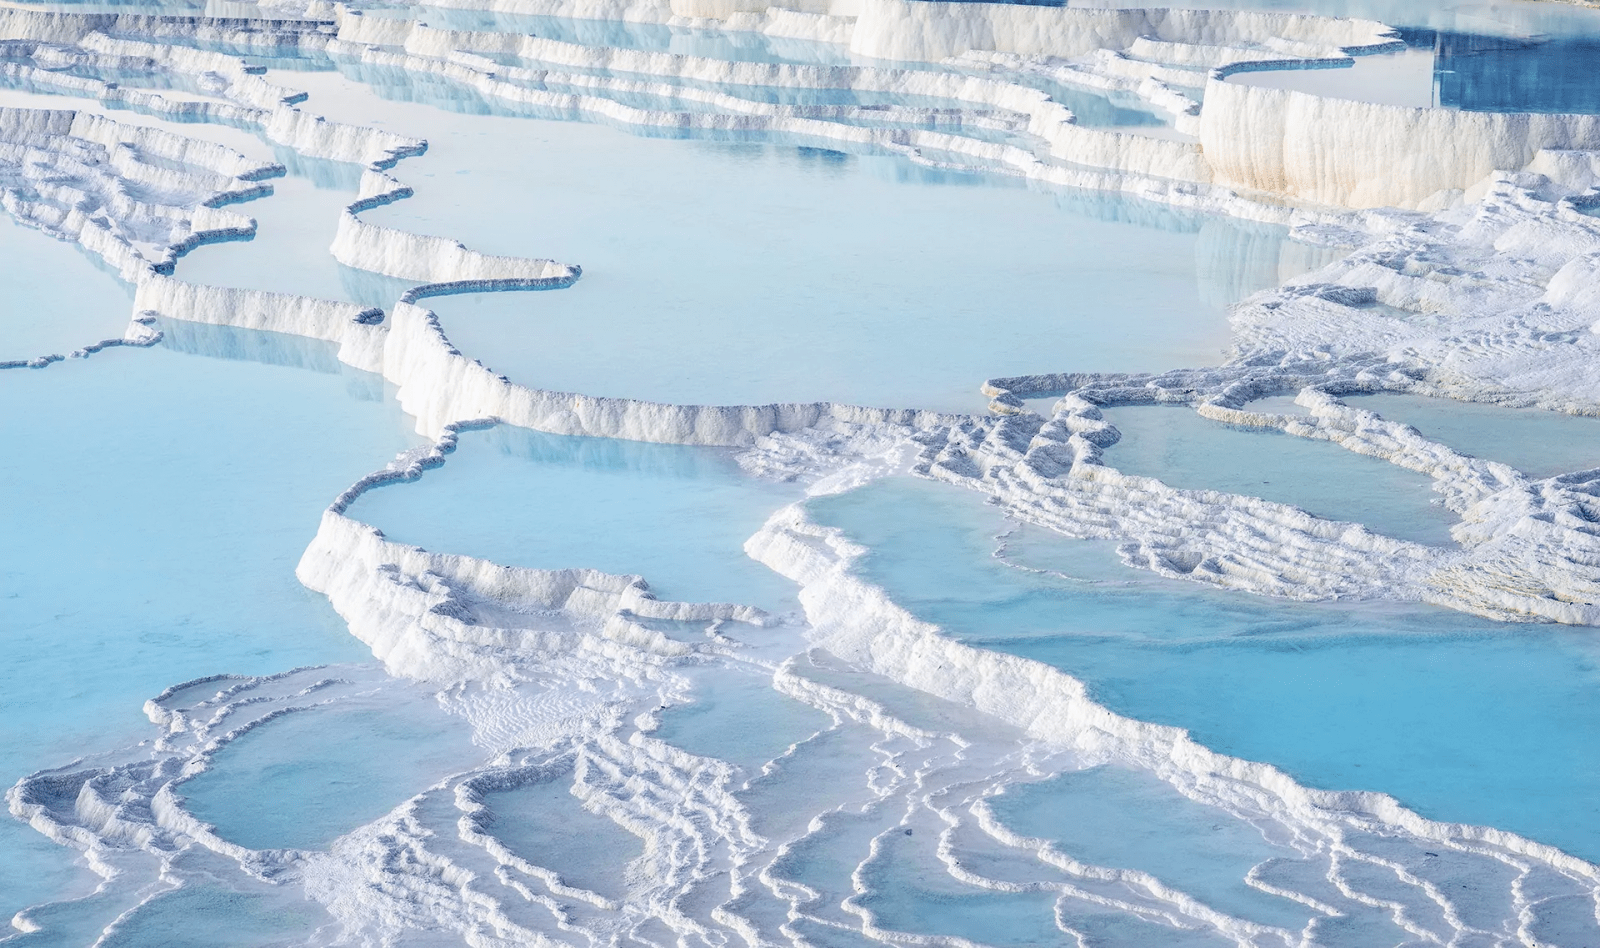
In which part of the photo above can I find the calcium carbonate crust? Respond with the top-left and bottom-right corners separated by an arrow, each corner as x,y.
9,1 -> 1600,945
16,423 -> 1599,946
17,0 -> 1599,630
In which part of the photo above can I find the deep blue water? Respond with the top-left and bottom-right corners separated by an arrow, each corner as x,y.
1400,28 -> 1600,114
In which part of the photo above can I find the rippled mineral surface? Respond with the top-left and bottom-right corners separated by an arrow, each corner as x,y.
7,0 -> 1600,944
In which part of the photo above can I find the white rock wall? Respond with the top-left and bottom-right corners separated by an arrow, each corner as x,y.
1201,79 -> 1600,208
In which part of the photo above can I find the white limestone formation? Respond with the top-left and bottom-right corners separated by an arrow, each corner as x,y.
9,3 -> 1600,945
0,106 -> 268,284
132,274 -> 388,371
1202,80 -> 1600,207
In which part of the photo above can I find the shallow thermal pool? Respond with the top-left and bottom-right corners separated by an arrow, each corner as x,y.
0,215 -> 133,362
806,475 -> 1600,863
479,766 -> 646,900
343,424 -> 803,613
272,67 -> 1320,412
0,328 -> 422,920
179,681 -> 480,851
989,763 -> 1312,930
1099,404 -> 1456,545
415,163 -> 1286,411
1343,392 -> 1600,478
6,1 -> 1600,943
1226,47 -> 1438,108
410,5 -> 857,66
650,664 -> 831,775
175,165 -> 414,310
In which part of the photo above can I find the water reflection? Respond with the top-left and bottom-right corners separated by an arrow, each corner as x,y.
1413,28 -> 1600,114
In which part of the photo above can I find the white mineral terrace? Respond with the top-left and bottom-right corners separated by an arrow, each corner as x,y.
5,0 -> 1600,944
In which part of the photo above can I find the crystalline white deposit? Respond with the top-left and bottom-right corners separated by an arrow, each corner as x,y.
9,0 -> 1600,943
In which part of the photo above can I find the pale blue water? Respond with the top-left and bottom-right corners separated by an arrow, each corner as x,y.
857,817 -> 1236,947
181,687 -> 480,851
175,169 -> 414,310
1100,405 -> 1456,545
156,316 -> 360,374
12,880 -> 326,948
1345,393 -> 1600,479
854,830 -> 1072,947
651,666 -> 831,776
5,5 -> 1600,942
262,68 -> 1314,411
989,765 -> 1311,929
1015,76 -> 1174,128
1228,46 -> 1437,108
0,215 -> 133,362
807,476 -> 1600,862
737,720 -> 885,842
94,886 -> 329,948
407,6 -> 856,66
484,769 -> 643,899
343,425 -> 802,612
404,132 -> 1290,411
0,332 -> 422,919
